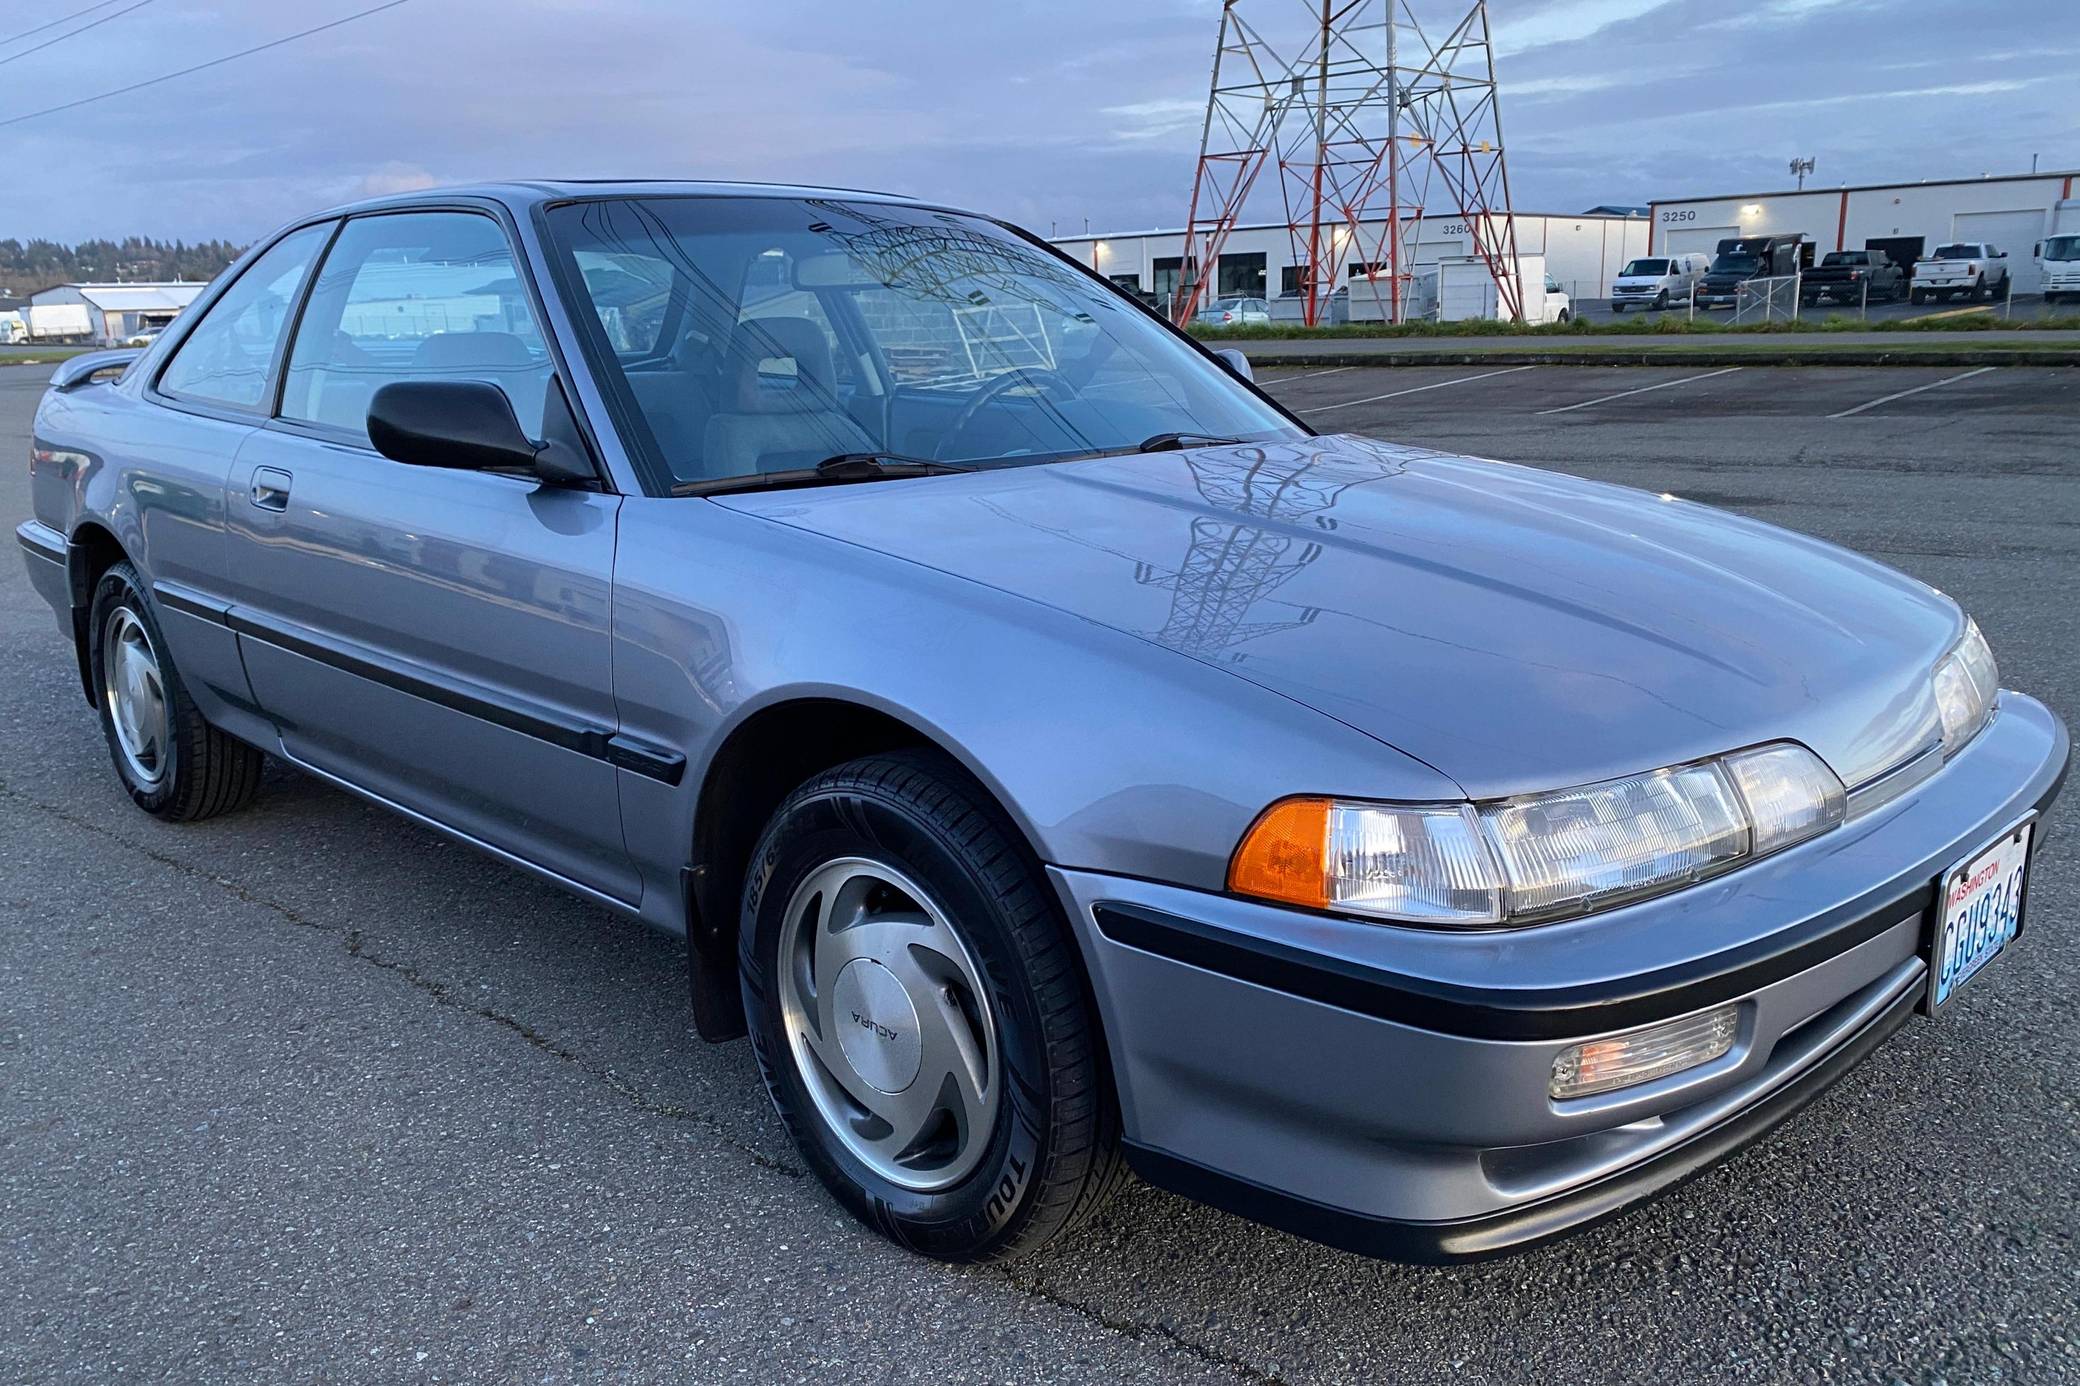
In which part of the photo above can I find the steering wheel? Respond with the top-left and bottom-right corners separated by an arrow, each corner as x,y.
937,367 -> 1078,459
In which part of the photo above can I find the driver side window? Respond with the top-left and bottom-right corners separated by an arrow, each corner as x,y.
279,211 -> 551,445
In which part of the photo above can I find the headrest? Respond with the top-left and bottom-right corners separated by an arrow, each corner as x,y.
723,317 -> 840,413
411,331 -> 536,370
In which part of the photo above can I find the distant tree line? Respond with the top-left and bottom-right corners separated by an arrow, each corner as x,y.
0,237 -> 246,298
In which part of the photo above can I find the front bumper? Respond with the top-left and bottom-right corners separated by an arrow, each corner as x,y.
1054,692 -> 2068,1261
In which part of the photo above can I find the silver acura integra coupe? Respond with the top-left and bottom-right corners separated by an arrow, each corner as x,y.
17,183 -> 2067,1263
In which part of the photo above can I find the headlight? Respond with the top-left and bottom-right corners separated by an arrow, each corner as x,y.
1229,743 -> 1845,928
1931,618 -> 1998,754
1722,743 -> 1848,854
1226,797 -> 1503,925
1483,762 -> 1747,919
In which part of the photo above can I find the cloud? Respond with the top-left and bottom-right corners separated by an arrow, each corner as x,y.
0,0 -> 2070,244
1099,98 -> 1208,143
1492,0 -> 1669,54
351,163 -> 438,199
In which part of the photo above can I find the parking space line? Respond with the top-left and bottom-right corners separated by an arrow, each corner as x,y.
1266,365 -> 1357,384
1300,364 -> 1534,413
1828,366 -> 1996,419
1536,366 -> 1743,415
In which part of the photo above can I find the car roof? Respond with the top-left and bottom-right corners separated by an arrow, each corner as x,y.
296,179 -> 974,222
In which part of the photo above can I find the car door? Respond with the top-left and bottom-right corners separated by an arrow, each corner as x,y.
221,208 -> 640,904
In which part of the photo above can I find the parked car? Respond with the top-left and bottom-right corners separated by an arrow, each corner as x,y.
1911,243 -> 2010,303
1694,235 -> 1806,310
1535,272 -> 1573,324
1195,295 -> 1269,326
18,182 -> 2067,1266
1801,250 -> 1906,306
1608,253 -> 1707,312
2035,231 -> 2080,304
122,326 -> 164,348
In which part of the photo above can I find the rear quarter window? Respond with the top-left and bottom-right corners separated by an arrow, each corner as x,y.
156,223 -> 331,411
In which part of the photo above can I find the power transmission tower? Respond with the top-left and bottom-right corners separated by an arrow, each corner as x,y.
1173,0 -> 1525,327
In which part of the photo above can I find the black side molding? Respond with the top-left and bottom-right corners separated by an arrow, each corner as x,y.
152,579 -> 233,624
1125,977 -> 1920,1264
152,582 -> 685,786
1092,892 -> 1928,1042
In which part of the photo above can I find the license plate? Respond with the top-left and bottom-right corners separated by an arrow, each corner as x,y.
1926,816 -> 2035,1012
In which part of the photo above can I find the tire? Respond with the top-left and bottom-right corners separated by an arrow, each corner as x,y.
88,561 -> 264,820
1653,290 -> 1668,310
1610,303 -> 1624,314
739,750 -> 1122,1263
1910,289 -> 1926,304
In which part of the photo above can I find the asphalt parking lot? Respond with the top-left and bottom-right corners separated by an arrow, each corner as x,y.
4,360 -> 2077,1384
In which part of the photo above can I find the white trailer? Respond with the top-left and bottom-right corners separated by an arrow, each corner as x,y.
25,302 -> 93,341
1437,254 -> 1568,324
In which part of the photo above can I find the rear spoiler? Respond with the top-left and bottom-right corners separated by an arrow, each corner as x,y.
50,349 -> 142,393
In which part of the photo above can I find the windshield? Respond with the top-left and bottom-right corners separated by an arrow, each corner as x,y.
544,197 -> 1301,490
1932,244 -> 1982,259
1820,252 -> 1861,267
1619,259 -> 1669,277
1709,254 -> 1759,275
2042,235 -> 2080,261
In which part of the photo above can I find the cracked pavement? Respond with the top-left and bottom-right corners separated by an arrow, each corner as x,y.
3,363 -> 2077,1384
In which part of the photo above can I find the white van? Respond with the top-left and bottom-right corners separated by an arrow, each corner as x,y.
1609,253 -> 1708,312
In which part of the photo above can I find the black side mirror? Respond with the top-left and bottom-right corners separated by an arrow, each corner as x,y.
368,379 -> 594,485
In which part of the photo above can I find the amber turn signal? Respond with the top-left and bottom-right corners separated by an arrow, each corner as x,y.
1226,797 -> 1332,909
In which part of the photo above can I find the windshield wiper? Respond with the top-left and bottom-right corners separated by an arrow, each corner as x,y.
1134,431 -> 1246,453
673,453 -> 973,497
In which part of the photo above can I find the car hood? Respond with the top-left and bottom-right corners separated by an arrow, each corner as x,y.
717,434 -> 1960,798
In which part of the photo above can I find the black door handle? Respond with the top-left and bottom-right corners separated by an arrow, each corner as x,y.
250,467 -> 292,511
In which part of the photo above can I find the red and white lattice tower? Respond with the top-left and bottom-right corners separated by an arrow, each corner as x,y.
1171,0 -> 1525,327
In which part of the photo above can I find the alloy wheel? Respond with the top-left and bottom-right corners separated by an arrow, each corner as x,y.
102,606 -> 168,787
776,856 -> 999,1191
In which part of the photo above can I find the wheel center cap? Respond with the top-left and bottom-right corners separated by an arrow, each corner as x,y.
831,958 -> 922,1094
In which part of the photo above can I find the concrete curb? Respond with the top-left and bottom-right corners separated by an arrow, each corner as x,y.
1245,347 -> 2080,369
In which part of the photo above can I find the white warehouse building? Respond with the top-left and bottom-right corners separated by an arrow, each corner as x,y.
1648,170 -> 2079,295
24,281 -> 204,345
1049,209 -> 1650,309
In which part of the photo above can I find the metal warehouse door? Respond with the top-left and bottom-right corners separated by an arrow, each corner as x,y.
1665,226 -> 1738,257
1954,210 -> 2048,292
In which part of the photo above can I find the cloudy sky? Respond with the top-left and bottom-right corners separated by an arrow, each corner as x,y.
2,0 -> 2073,245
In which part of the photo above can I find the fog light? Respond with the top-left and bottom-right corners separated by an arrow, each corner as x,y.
1549,1004 -> 1739,1100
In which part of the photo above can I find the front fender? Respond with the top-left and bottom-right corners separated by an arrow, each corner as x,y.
608,495 -> 1461,927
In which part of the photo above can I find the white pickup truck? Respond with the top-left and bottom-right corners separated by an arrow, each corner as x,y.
1910,243 -> 2011,304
